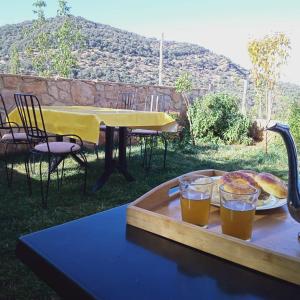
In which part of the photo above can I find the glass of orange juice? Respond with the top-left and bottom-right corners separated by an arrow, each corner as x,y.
179,174 -> 214,228
219,184 -> 259,241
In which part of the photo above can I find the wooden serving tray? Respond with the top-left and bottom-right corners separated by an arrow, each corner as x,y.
126,169 -> 300,285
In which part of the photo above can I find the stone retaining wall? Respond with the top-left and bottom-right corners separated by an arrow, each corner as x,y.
0,74 -> 193,113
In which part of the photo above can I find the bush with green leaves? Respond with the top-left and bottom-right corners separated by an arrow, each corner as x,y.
189,93 -> 252,145
288,103 -> 300,144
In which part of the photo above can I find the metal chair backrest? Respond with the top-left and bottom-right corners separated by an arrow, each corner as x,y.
144,94 -> 170,112
0,94 -> 10,129
14,93 -> 48,147
116,92 -> 137,110
0,93 -> 18,142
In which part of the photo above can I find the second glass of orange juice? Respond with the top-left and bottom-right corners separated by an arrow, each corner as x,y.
219,184 -> 259,240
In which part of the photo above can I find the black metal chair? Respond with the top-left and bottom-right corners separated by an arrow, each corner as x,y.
14,93 -> 88,208
130,94 -> 171,169
0,94 -> 31,192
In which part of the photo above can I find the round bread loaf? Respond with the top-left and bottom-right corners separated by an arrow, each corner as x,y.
220,171 -> 259,188
254,173 -> 287,199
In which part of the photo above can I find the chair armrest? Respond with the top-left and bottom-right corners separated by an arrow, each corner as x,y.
1,122 -> 21,131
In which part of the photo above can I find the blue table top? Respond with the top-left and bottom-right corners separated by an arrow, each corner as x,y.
16,205 -> 300,299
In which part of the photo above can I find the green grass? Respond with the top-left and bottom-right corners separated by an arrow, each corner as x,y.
0,140 -> 289,299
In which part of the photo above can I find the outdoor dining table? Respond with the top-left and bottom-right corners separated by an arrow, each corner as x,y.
9,106 -> 177,191
16,205 -> 299,299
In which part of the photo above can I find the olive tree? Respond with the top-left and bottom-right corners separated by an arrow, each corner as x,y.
25,0 -> 53,76
52,0 -> 84,77
9,45 -> 21,74
248,33 -> 290,120
175,72 -> 195,145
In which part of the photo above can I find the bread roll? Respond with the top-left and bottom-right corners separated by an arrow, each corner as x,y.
254,173 -> 287,199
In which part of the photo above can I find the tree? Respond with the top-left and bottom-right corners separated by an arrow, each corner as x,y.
52,0 -> 84,77
25,0 -> 84,78
25,0 -> 53,77
8,45 -> 21,74
248,33 -> 290,120
175,72 -> 195,145
248,33 -> 290,152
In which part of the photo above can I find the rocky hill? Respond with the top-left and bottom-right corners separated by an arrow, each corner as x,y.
0,15 -> 299,107
0,16 -> 247,85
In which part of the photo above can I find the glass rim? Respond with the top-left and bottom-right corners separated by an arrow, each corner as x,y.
219,183 -> 259,196
179,174 -> 214,186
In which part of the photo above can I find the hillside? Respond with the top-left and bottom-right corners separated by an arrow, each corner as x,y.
0,16 -> 247,85
0,15 -> 299,106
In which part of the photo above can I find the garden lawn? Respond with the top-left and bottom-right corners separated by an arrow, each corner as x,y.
0,140 -> 289,299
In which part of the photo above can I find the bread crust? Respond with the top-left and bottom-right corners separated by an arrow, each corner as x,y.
220,171 -> 259,188
221,182 -> 257,195
254,172 -> 287,199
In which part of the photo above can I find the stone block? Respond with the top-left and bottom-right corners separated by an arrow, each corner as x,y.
3,76 -> 21,89
0,76 -> 4,89
0,89 -> 15,110
41,93 -> 56,105
56,80 -> 71,93
58,90 -> 72,104
48,83 -> 59,99
22,80 -> 47,95
104,84 -> 115,93
105,91 -> 118,100
95,83 -> 105,92
71,81 -> 95,105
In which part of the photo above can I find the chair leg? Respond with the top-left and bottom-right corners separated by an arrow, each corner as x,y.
77,151 -> 88,194
147,136 -> 155,170
44,155 -> 51,208
162,136 -> 168,169
128,135 -> 132,159
3,143 -> 15,187
24,154 -> 32,196
94,144 -> 99,160
142,137 -> 148,168
39,155 -> 45,207
56,157 -> 60,191
4,144 -> 12,186
39,154 -> 50,209
59,159 -> 65,190
140,137 -> 144,163
30,152 -> 36,175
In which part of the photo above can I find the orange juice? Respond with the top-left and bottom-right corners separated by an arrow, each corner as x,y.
180,193 -> 211,226
220,200 -> 255,240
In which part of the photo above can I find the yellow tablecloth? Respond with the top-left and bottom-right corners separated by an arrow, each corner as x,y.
9,106 -> 177,144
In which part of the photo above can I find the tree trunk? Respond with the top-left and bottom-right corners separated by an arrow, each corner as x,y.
183,93 -> 195,145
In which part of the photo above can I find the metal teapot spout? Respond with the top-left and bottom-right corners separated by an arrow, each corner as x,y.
267,123 -> 300,225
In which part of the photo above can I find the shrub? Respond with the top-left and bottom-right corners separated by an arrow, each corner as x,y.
288,103 -> 300,144
189,93 -> 252,145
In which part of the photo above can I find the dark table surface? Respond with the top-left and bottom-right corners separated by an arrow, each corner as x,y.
16,205 -> 300,300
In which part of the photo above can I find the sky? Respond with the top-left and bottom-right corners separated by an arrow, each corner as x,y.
1,0 -> 300,84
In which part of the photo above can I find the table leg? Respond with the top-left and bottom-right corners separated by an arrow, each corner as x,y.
92,126 -> 115,191
118,127 -> 134,182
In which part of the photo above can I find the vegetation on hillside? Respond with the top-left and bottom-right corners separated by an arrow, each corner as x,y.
0,15 -> 247,88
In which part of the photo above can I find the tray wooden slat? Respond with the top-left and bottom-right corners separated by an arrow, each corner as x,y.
127,169 -> 300,285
